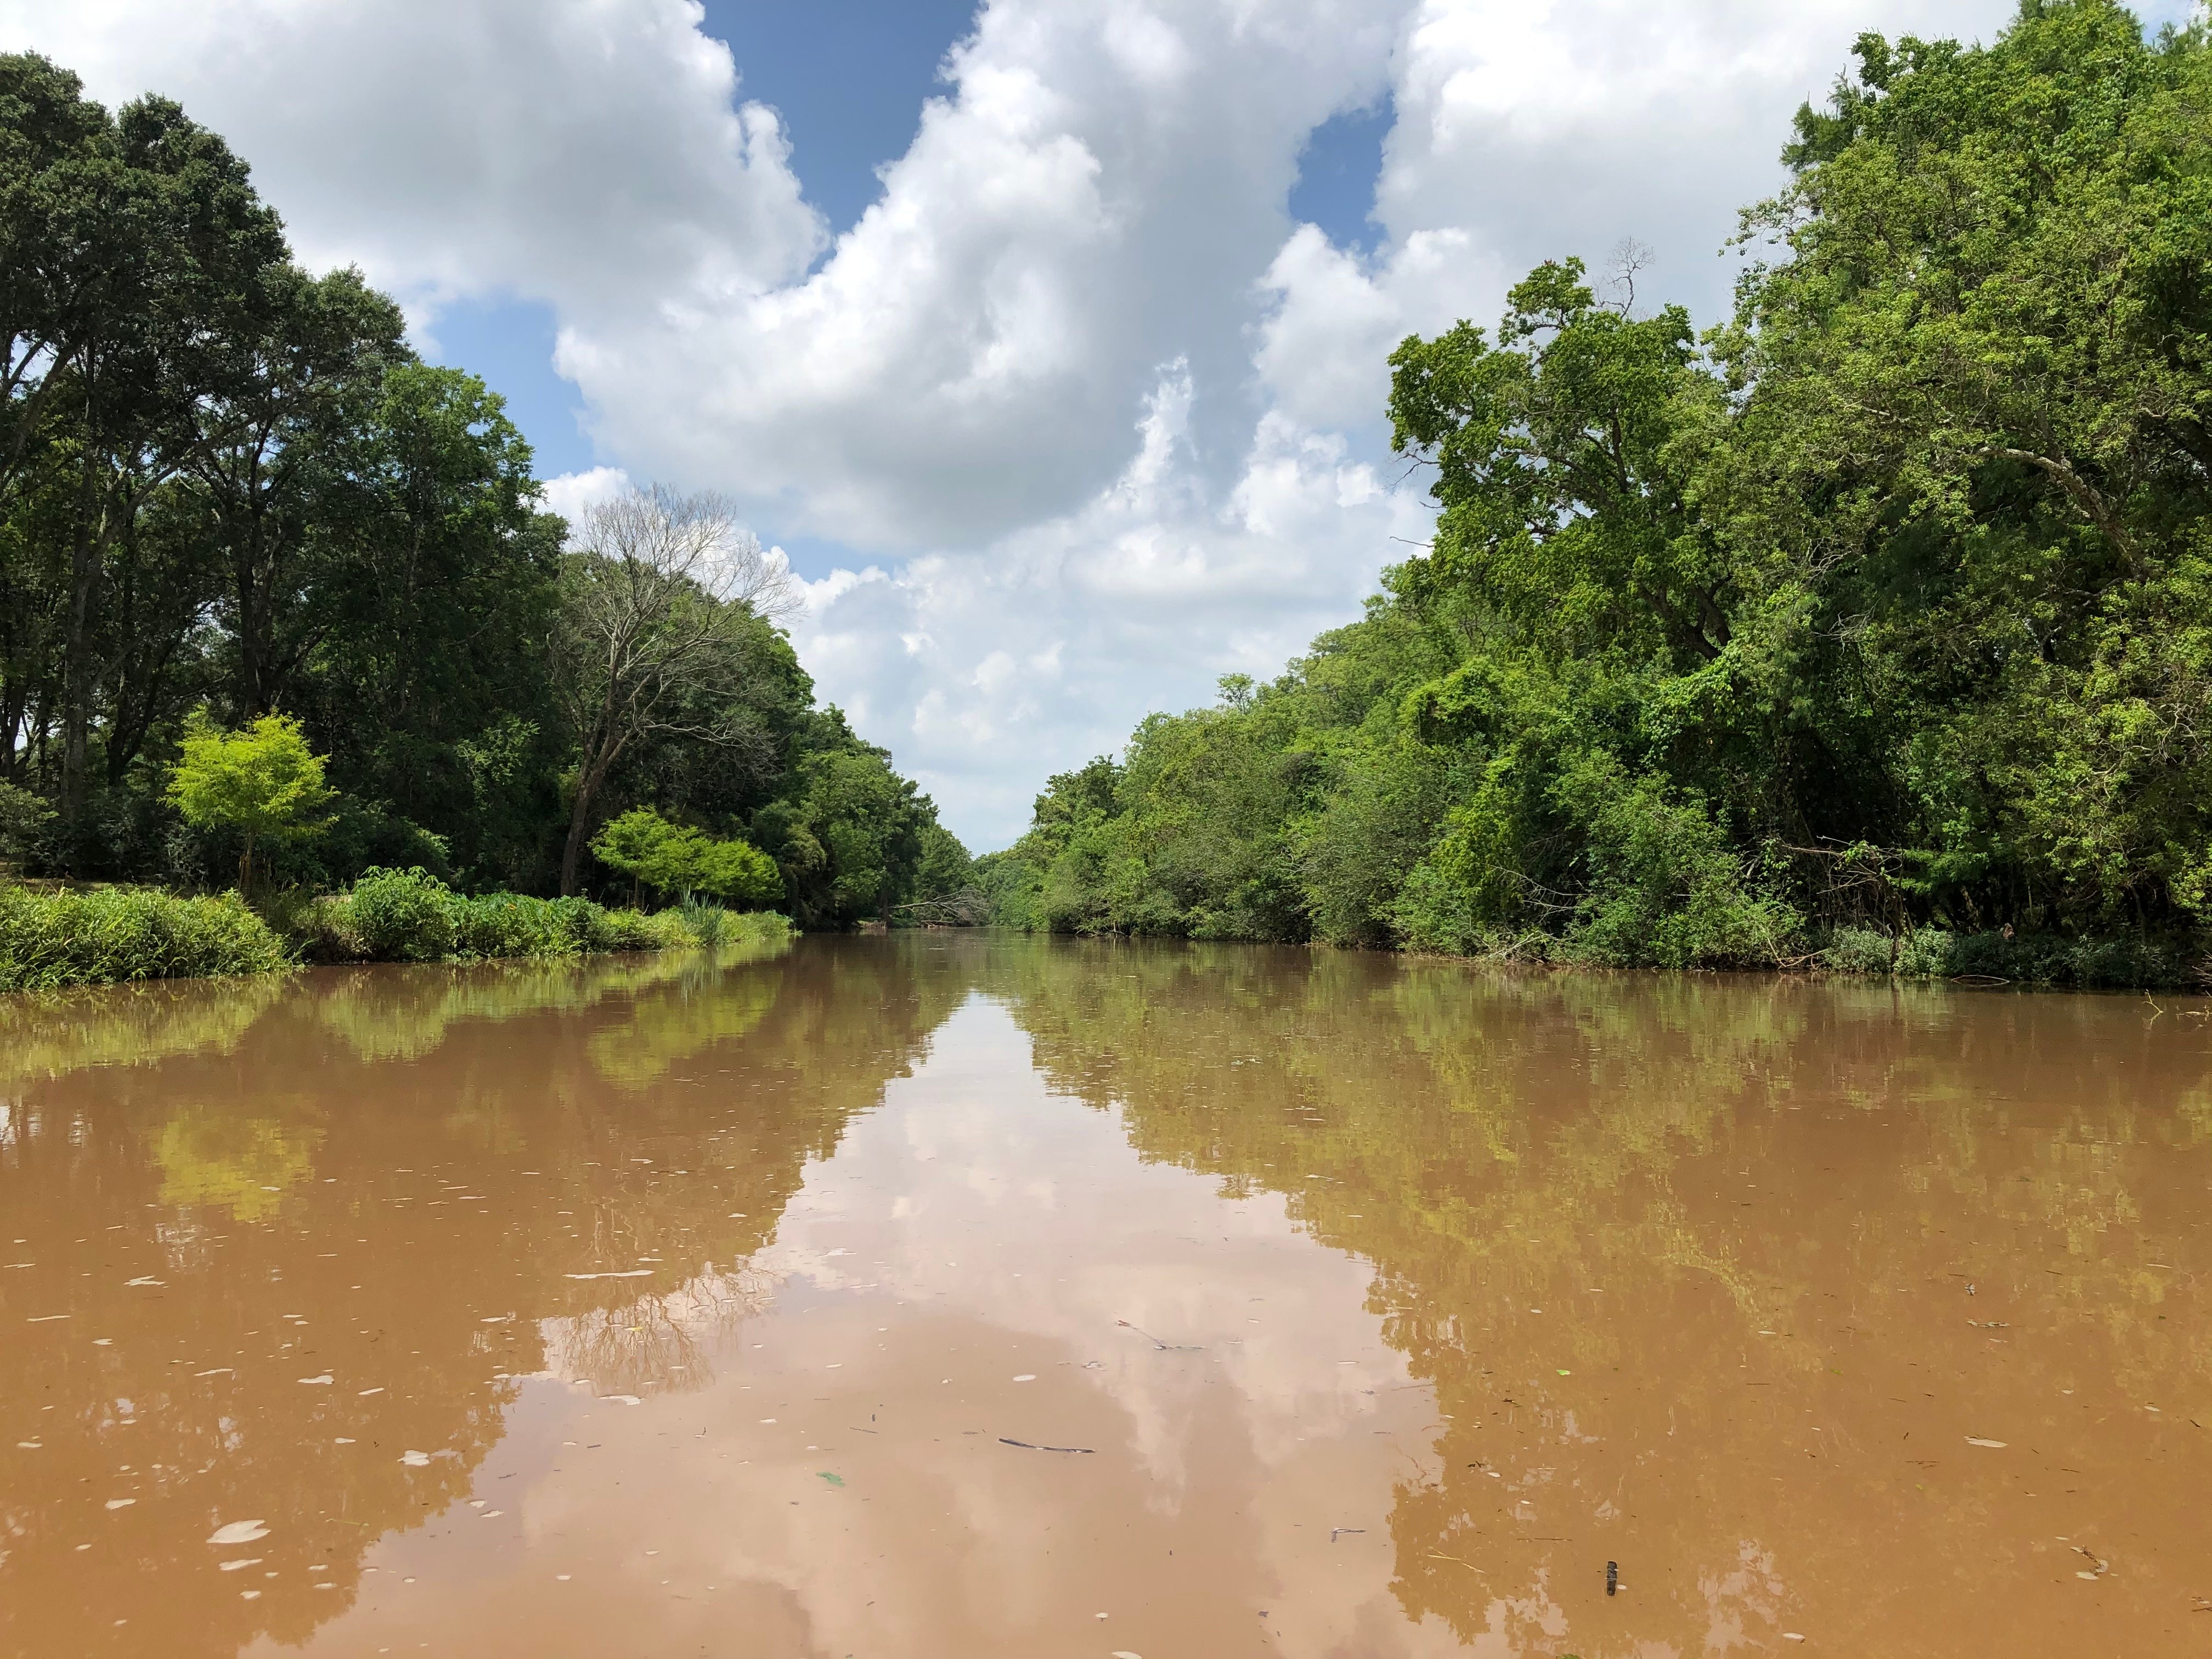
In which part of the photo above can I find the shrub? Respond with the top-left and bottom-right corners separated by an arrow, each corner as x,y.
450,892 -> 572,960
679,896 -> 731,947
1819,926 -> 2200,988
0,782 -> 55,873
0,884 -> 293,991
342,867 -> 459,962
302,868 -> 707,964
592,906 -> 690,952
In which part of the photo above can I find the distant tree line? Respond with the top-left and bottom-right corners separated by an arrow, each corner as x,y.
983,3 -> 2212,981
0,52 -> 969,927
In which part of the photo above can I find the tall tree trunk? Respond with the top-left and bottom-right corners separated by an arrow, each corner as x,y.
559,789 -> 592,897
59,461 -> 102,831
560,749 -> 612,897
560,707 -> 628,895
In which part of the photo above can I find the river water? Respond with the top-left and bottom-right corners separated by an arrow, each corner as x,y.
2,934 -> 2208,1657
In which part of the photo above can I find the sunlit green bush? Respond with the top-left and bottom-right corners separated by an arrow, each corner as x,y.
0,884 -> 293,991
339,867 -> 458,961
302,867 -> 727,964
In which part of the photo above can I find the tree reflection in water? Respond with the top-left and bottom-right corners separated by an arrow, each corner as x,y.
0,933 -> 965,1658
1,933 -> 2208,1658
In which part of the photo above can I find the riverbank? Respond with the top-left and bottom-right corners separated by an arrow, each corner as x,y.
1413,923 -> 2208,990
0,872 -> 791,992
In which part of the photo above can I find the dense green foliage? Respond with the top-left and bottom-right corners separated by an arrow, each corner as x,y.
589,806 -> 782,910
0,53 -> 958,927
0,884 -> 290,990
166,710 -> 334,891
988,3 -> 2212,982
0,864 -> 797,989
299,864 -> 787,964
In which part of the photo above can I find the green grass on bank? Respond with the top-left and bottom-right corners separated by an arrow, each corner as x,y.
0,867 -> 792,992
298,867 -> 791,963
297,866 -> 685,962
0,884 -> 292,992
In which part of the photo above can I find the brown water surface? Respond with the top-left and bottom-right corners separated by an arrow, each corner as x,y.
3,934 -> 2210,1657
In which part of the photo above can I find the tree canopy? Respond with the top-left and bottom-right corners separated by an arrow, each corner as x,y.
0,52 -> 960,924
166,710 -> 332,893
986,1 -> 2212,981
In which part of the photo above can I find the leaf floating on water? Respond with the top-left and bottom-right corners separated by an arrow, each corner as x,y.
1965,1437 -> 2008,1448
105,1498 -> 136,1510
400,1450 -> 432,1466
817,1471 -> 845,1487
208,1520 -> 269,1545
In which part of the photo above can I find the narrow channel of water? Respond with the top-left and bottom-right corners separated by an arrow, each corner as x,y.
2,934 -> 2207,1657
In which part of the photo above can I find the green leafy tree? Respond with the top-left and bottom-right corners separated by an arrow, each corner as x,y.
589,804 -> 780,910
748,741 -> 936,929
989,1 -> 2212,978
687,836 -> 782,909
590,806 -> 668,907
0,52 -> 948,912
166,709 -> 333,893
550,485 -> 797,895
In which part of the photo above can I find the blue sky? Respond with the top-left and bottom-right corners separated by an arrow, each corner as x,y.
11,0 -> 2197,847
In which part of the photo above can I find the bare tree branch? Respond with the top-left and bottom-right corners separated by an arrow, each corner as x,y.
550,484 -> 798,894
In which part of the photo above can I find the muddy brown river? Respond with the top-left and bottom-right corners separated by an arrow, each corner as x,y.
2,934 -> 2209,1657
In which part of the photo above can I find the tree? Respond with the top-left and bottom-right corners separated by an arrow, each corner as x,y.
549,485 -> 796,894
983,0 -> 2212,973
7,71 -> 290,827
295,361 -> 565,885
0,57 -> 947,906
754,743 -> 935,929
589,806 -> 667,907
166,709 -> 332,893
688,835 -> 781,909
588,804 -> 781,909
184,264 -> 411,720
